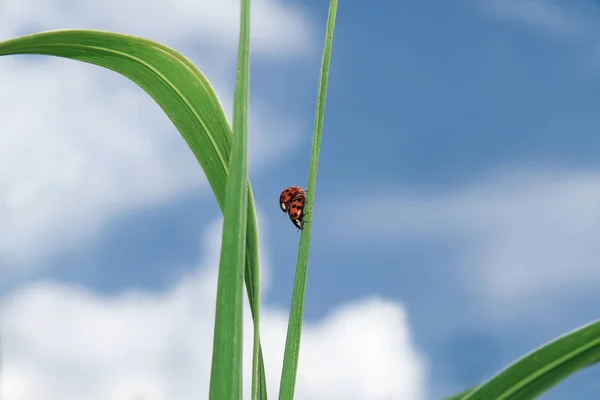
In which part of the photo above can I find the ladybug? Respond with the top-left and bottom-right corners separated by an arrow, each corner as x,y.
287,191 -> 308,230
279,186 -> 305,213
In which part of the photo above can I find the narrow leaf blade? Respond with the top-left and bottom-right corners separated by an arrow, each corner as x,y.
278,0 -> 338,398
209,0 -> 251,397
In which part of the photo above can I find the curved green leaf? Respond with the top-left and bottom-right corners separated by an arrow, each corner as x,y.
0,29 -> 266,399
462,319 -> 600,399
279,0 -> 338,398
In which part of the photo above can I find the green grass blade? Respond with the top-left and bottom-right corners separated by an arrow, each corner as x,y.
245,194 -> 268,400
209,0 -> 251,396
278,0 -> 338,398
0,28 -> 266,399
461,319 -> 600,399
443,387 -> 477,400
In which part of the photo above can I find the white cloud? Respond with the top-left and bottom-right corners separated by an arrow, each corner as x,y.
0,58 -> 198,264
0,218 -> 426,400
293,298 -> 425,400
329,168 -> 600,317
475,0 -> 591,38
0,0 -> 313,266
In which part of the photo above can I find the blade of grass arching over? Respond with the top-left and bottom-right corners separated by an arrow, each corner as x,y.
461,319 -> 600,400
0,29 -> 266,399
278,0 -> 338,398
209,0 -> 251,396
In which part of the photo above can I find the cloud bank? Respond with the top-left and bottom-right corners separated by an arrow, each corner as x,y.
1,219 -> 426,399
330,168 -> 600,318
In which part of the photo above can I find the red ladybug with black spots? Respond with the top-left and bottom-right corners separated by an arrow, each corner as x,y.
279,186 -> 305,213
279,186 -> 309,230
287,191 -> 307,230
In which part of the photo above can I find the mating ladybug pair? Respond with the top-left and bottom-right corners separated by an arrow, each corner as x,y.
279,186 -> 308,230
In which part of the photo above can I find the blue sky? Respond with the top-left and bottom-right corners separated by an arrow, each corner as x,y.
1,0 -> 600,399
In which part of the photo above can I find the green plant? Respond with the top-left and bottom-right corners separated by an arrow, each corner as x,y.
1,0 -> 600,399
278,0 -> 337,398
